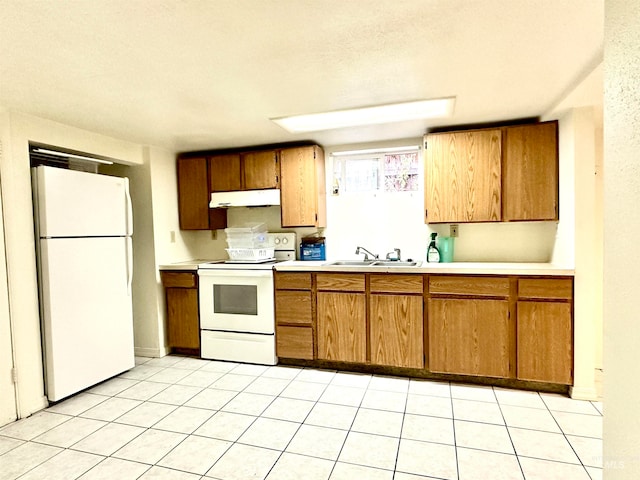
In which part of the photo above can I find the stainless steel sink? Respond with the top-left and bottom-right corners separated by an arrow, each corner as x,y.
371,260 -> 420,267
324,260 -> 420,267
324,260 -> 376,266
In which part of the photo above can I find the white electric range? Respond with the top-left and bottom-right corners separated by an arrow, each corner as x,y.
198,233 -> 296,365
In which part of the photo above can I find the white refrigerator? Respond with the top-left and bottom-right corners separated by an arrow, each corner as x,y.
33,165 -> 135,402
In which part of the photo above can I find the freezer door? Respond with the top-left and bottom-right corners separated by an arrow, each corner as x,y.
39,237 -> 134,401
34,165 -> 131,237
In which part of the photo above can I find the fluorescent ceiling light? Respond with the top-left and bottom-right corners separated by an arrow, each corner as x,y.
272,97 -> 455,133
332,145 -> 420,156
32,148 -> 114,165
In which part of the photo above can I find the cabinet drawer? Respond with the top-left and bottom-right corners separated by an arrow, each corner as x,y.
317,273 -> 365,292
275,291 -> 312,325
370,274 -> 423,294
429,275 -> 509,297
275,272 -> 312,290
276,326 -> 313,360
518,278 -> 573,300
160,271 -> 197,288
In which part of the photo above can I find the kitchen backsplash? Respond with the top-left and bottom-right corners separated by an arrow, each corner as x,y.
181,202 -> 558,263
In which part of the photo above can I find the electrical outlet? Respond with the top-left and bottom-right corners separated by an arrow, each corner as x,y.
450,224 -> 459,237
170,231 -> 176,243
211,230 -> 217,240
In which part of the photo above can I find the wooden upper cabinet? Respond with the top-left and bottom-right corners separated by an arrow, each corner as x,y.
280,145 -> 326,228
209,154 -> 242,192
177,157 -> 227,230
425,129 -> 502,223
210,150 -> 278,192
178,157 -> 210,230
242,150 -> 279,190
503,121 -> 559,221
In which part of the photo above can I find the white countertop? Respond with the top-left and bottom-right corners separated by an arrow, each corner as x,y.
159,259 -> 224,271
273,260 -> 575,276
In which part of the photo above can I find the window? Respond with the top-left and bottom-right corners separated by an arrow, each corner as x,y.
383,152 -> 420,192
332,147 -> 420,194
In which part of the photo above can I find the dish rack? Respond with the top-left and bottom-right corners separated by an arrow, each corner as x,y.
224,222 -> 273,261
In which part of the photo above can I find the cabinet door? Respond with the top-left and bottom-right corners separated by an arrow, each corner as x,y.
503,122 -> 558,221
317,292 -> 366,362
370,294 -> 423,368
166,288 -> 200,351
425,129 -> 502,223
517,301 -> 572,384
276,326 -> 313,360
428,298 -> 510,377
242,151 -> 279,190
280,146 -> 326,227
209,154 -> 242,192
275,290 -> 312,325
177,157 -> 210,230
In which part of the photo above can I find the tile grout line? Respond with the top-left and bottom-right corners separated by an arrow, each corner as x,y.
490,385 -> 527,480
257,366 -> 334,480
448,381 -> 461,480
541,393 -> 597,478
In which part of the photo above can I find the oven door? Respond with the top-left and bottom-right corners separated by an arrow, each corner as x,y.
198,269 -> 274,334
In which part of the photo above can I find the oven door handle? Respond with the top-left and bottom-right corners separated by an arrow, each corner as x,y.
197,269 -> 274,278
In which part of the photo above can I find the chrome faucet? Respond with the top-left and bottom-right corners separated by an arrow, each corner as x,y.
355,246 -> 378,260
385,248 -> 401,261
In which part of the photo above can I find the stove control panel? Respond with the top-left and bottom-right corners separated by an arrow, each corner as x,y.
268,232 -> 297,260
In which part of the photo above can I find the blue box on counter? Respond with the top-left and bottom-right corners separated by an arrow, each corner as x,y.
300,237 -> 326,261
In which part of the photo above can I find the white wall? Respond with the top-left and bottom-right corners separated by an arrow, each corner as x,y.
573,107 -> 600,399
0,110 -> 144,420
544,61 -> 604,397
0,108 -> 17,426
603,0 -> 640,477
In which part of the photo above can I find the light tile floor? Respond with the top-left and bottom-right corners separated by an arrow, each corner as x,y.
0,355 -> 603,480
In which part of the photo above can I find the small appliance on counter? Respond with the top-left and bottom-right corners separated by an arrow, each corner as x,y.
300,235 -> 326,261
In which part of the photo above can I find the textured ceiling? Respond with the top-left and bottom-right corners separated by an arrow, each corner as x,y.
0,0 -> 603,152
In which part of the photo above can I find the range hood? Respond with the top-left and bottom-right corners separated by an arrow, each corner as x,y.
209,189 -> 281,208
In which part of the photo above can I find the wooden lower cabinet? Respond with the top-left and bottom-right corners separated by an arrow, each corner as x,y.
276,325 -> 313,360
275,290 -> 312,325
273,271 -> 573,390
160,271 -> 200,355
517,301 -> 573,384
274,272 -> 314,360
317,292 -> 366,363
428,298 -> 510,378
370,294 -> 424,368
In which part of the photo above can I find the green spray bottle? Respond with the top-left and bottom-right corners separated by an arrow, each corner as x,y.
427,232 -> 441,263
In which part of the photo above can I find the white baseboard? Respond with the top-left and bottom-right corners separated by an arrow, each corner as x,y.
569,384 -> 599,401
134,345 -> 169,358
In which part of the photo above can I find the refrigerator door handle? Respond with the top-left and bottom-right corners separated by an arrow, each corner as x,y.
124,177 -> 134,236
126,237 -> 133,296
